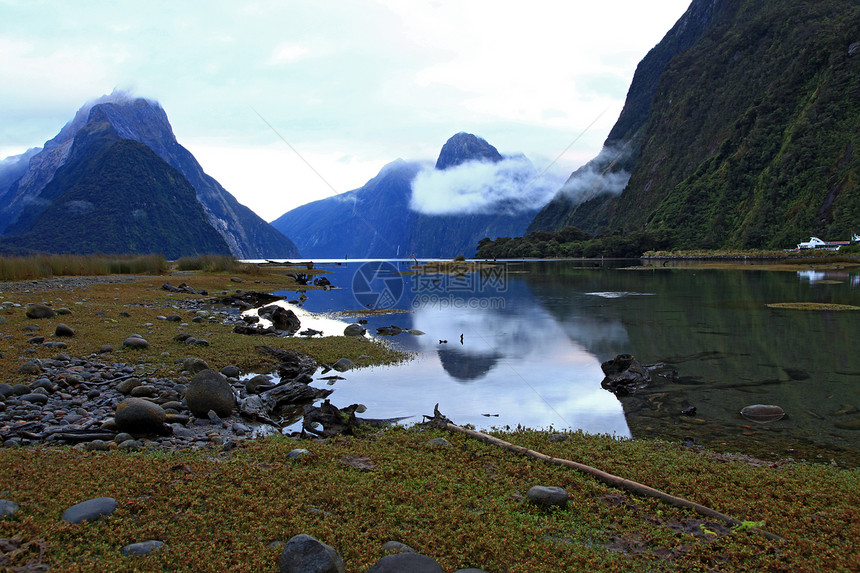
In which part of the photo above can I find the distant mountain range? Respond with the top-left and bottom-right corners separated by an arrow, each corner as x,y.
0,93 -> 300,258
531,0 -> 860,248
271,132 -> 553,258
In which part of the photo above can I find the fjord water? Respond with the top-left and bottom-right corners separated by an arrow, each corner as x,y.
277,260 -> 860,466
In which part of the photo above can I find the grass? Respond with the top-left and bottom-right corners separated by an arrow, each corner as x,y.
0,254 -> 168,281
0,270 -> 408,382
0,429 -> 857,572
174,255 -> 262,275
766,302 -> 860,311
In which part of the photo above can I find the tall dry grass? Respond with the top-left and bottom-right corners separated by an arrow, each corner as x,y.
174,254 -> 260,274
0,254 -> 168,281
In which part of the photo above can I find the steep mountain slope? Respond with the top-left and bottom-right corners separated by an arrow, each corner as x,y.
1,121 -> 230,258
0,93 -> 299,258
271,133 -> 543,258
531,0 -> 860,248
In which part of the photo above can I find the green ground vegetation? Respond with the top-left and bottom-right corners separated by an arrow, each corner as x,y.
0,428 -> 856,572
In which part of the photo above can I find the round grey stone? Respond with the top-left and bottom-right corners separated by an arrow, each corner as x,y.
21,393 -> 48,405
287,448 -> 310,459
26,304 -> 55,319
123,336 -> 149,349
527,485 -> 569,509
17,361 -> 41,375
343,323 -> 366,337
426,437 -> 450,448
55,323 -> 75,337
279,533 -> 346,573
121,540 -> 167,556
220,365 -> 240,378
61,497 -> 117,523
114,398 -> 166,434
0,500 -> 20,519
185,369 -> 235,418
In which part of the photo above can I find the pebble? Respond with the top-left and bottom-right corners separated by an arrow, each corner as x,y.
121,540 -> 167,557
61,497 -> 117,523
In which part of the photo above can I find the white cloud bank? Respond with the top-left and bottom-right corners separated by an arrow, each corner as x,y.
557,146 -> 631,205
409,157 -> 562,216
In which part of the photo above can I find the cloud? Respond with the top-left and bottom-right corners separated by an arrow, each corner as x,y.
266,44 -> 311,66
557,146 -> 631,204
409,156 -> 561,216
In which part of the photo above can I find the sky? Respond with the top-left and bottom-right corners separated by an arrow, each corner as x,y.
0,0 -> 692,221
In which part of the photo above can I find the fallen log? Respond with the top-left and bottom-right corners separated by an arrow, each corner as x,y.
422,405 -> 785,543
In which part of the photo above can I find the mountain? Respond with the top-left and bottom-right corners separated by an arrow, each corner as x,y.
0,92 -> 300,258
271,133 -> 546,258
1,125 -> 230,258
530,0 -> 860,249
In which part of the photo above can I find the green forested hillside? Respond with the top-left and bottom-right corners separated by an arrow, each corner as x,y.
533,0 -> 860,250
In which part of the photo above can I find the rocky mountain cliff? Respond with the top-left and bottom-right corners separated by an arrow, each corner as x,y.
531,0 -> 860,248
2,128 -> 230,258
0,93 -> 300,258
271,133 -> 544,258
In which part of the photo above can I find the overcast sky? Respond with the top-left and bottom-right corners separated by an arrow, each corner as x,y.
0,0 -> 691,221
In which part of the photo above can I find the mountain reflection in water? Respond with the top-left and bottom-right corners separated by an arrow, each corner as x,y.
271,259 -> 860,466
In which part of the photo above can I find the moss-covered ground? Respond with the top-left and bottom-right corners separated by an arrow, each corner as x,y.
0,429 -> 857,572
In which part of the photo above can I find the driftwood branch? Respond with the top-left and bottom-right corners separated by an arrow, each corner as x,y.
425,404 -> 784,542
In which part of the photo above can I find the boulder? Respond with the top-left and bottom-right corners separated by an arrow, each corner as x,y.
343,323 -> 366,337
55,323 -> 75,337
600,354 -> 651,395
115,398 -> 167,434
186,369 -> 235,418
220,365 -> 241,379
123,336 -> 149,349
527,485 -> 569,509
279,533 -> 346,573
61,497 -> 117,524
25,304 -> 55,319
0,500 -> 20,520
16,361 -> 41,375
177,357 -> 210,374
366,553 -> 444,573
245,374 -> 274,394
270,306 -> 301,334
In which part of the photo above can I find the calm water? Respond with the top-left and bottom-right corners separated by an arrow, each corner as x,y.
267,260 -> 860,466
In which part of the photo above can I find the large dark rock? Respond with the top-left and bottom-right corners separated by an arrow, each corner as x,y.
600,354 -> 651,395
61,497 -> 117,524
527,485 -> 569,509
25,304 -> 55,319
260,305 -> 301,334
185,369 -> 235,417
343,324 -> 366,337
115,398 -> 167,434
278,534 -> 345,573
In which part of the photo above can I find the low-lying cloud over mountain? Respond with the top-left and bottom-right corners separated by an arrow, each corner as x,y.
409,156 -> 561,216
556,146 -> 631,204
